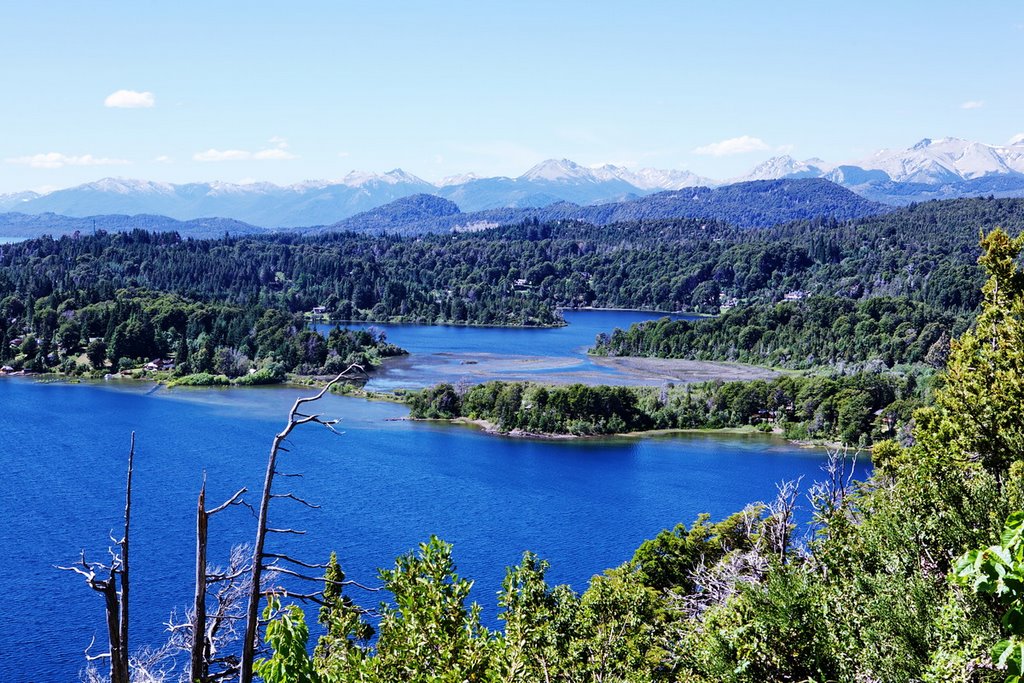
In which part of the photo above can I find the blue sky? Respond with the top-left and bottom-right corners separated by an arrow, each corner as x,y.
1,1 -> 1021,192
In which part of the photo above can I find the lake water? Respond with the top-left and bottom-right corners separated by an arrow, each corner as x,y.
0,311 -> 866,681
320,309 -> 699,390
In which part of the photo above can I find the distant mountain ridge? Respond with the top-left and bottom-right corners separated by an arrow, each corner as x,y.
733,137 -> 1024,205
2,137 -> 1023,226
0,160 -> 714,228
0,212 -> 267,240
325,178 -> 887,235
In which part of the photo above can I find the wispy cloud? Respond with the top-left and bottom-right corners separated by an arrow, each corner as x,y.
153,155 -> 173,164
104,89 -> 155,108
194,138 -> 297,162
693,135 -> 771,156
5,152 -> 130,169
960,100 -> 984,110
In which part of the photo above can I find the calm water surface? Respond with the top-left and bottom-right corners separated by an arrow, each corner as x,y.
322,309 -> 697,389
1,311 -> 866,681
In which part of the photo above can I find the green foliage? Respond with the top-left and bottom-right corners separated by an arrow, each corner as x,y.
495,552 -> 565,683
254,595 -> 322,683
954,512 -> 1024,681
170,372 -> 231,387
931,229 -> 1024,473
591,294 -> 964,369
313,553 -> 372,681
408,372 -> 928,445
371,536 -> 492,683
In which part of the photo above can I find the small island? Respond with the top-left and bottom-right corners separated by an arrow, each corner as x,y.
404,371 -> 926,447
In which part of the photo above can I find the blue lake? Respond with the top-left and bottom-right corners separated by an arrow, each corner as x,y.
320,309 -> 699,390
0,311 -> 865,681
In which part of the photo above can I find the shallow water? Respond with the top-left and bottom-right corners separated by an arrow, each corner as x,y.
321,309 -> 700,389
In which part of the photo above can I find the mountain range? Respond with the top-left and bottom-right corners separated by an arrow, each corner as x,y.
0,178 -> 885,241
323,179 -> 885,235
1,137 -> 1022,231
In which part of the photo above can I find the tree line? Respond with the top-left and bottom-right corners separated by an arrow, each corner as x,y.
0,287 -> 404,381
591,294 -> 966,369
406,369 -> 930,446
2,197 -> 1021,339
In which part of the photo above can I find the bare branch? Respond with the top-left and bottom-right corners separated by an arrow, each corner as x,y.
262,553 -> 329,569
269,492 -> 321,508
241,365 -> 364,683
208,487 -> 249,515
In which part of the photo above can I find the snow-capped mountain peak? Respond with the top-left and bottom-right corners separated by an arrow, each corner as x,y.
86,177 -> 177,195
519,158 -> 595,183
736,156 -> 829,182
856,137 -> 1021,182
341,168 -> 428,187
438,172 -> 483,187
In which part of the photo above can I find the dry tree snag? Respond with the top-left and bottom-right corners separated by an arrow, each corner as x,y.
240,365 -> 366,683
190,479 -> 249,683
57,432 -> 136,683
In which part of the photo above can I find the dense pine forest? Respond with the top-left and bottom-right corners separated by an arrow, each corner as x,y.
590,295 -> 966,369
2,197 -> 1023,380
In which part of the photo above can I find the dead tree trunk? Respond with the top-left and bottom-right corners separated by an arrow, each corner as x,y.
119,432 -> 134,679
239,366 -> 364,683
191,480 -> 248,683
58,432 -> 135,683
192,482 -> 209,682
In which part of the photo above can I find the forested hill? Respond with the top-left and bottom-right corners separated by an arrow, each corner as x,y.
2,197 -> 1022,335
321,178 -> 887,235
0,211 -> 268,240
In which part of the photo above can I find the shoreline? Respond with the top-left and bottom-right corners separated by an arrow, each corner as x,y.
309,317 -> 568,330
9,373 -> 846,450
407,416 -> 839,448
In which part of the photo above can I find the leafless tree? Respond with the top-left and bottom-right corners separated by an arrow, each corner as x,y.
164,543 -> 253,683
239,365 -> 366,683
808,447 -> 859,528
184,481 -> 250,682
765,477 -> 802,563
58,433 -> 136,683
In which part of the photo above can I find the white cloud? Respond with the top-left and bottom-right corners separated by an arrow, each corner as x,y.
337,151 -> 351,158
194,146 -> 297,162
153,155 -> 172,164
5,152 -> 129,169
104,89 -> 155,108
775,144 -> 795,154
253,148 -> 297,160
693,135 -> 771,156
960,100 -> 984,110
1009,133 -> 1024,146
